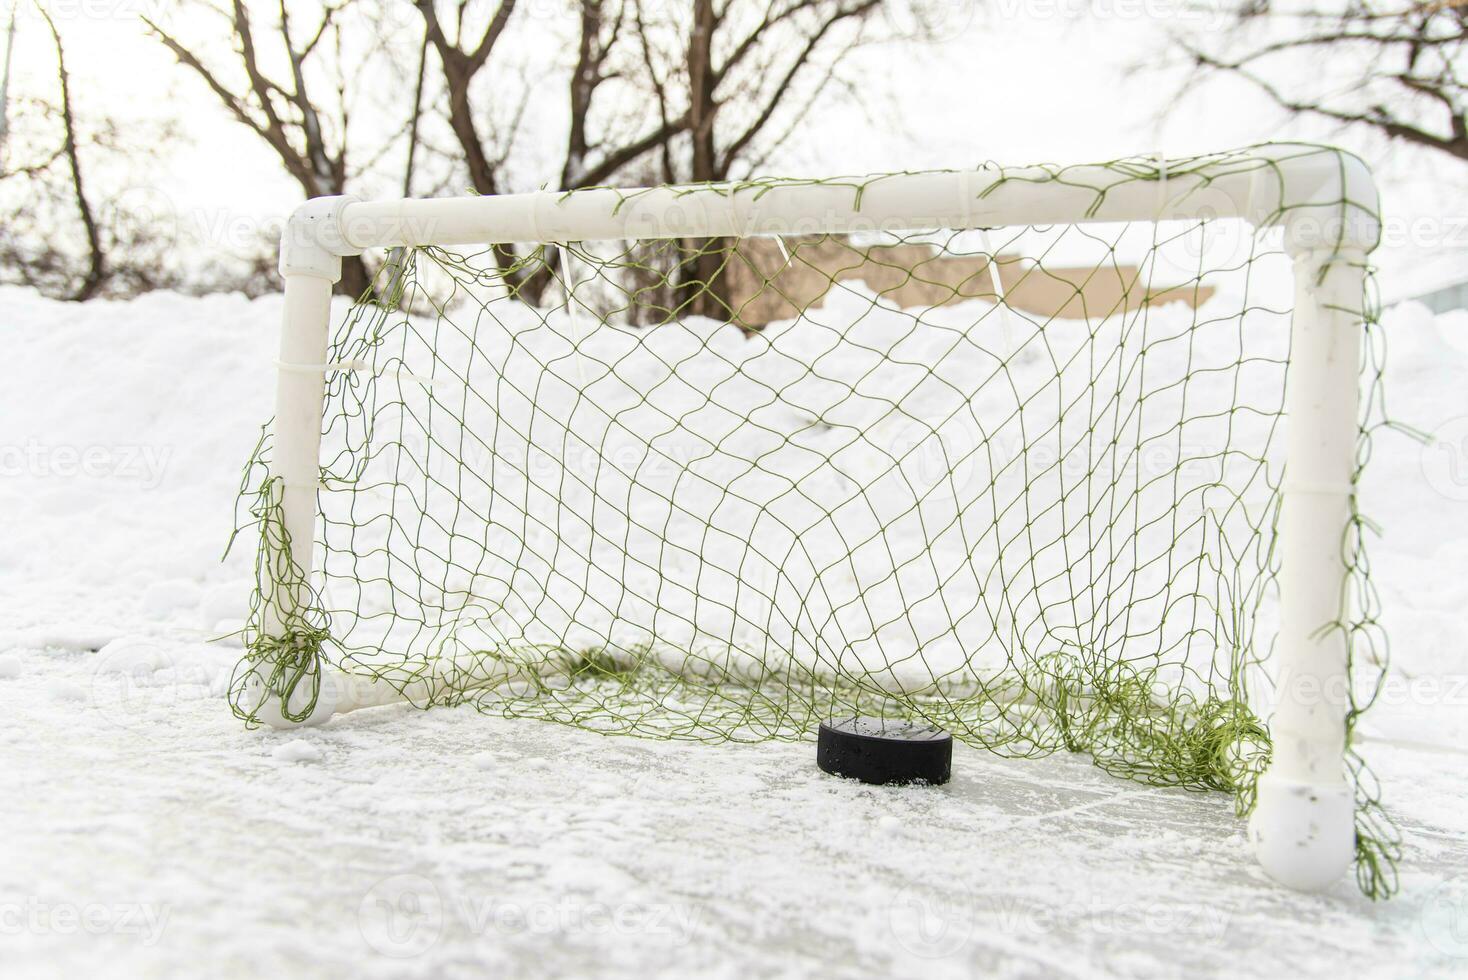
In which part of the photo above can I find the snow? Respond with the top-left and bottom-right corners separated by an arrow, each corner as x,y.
2,282 -> 1467,977
271,739 -> 324,764
42,677 -> 87,703
93,637 -> 172,675
1376,245 -> 1468,306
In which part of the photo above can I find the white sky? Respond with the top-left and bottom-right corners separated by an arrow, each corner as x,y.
9,2 -> 1466,290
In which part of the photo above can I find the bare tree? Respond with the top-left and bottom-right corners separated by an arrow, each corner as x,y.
143,0 -> 398,295
665,0 -> 882,184
412,1 -> 694,192
403,23 -> 430,196
0,1 -> 17,159
1175,3 -> 1468,163
132,0 -> 945,316
628,0 -> 883,319
0,6 -> 128,300
410,0 -> 692,301
39,7 -> 104,299
412,0 -> 517,196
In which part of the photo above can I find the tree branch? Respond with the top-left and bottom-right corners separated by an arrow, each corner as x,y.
37,7 -> 104,300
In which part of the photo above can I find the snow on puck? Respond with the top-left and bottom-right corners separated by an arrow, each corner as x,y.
817,716 -> 952,786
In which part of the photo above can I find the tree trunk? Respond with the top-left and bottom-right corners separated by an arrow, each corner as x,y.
675,0 -> 734,323
338,254 -> 372,300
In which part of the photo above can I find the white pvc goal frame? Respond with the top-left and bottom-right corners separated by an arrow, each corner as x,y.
260,144 -> 1381,893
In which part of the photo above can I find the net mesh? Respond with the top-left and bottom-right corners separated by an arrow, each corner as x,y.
230,145 -> 1398,897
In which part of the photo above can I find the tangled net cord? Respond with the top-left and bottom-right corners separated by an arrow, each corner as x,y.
230,146 -> 1400,898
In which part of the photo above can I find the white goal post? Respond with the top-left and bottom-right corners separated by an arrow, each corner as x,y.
259,144 -> 1380,893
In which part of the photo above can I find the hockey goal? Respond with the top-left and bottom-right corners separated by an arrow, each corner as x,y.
233,143 -> 1394,896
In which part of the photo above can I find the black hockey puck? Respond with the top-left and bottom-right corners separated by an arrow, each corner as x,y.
816,716 -> 952,786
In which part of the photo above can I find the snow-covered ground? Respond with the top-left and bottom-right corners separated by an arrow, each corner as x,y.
2,284 -> 1467,977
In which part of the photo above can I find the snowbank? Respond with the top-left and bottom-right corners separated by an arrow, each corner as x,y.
2,283 -> 1467,977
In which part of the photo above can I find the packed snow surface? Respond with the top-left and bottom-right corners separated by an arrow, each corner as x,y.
2,285 -> 1467,978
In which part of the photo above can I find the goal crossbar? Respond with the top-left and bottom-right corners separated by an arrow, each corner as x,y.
287,143 -> 1377,257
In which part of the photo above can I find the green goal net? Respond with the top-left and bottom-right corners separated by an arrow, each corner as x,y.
230,147 -> 1398,897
